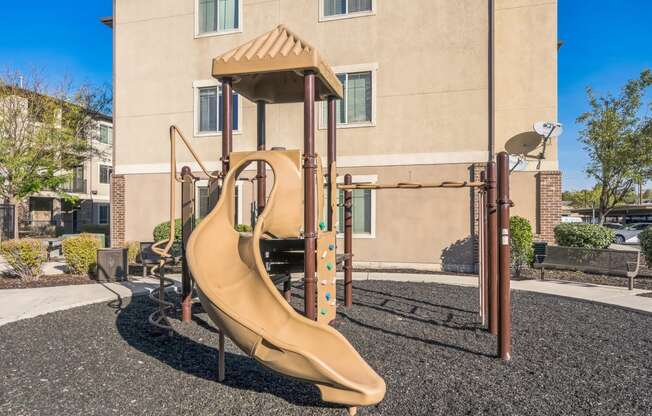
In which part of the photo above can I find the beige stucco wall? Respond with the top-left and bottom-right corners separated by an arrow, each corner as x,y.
114,0 -> 558,266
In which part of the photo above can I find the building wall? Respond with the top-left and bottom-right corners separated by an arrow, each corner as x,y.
112,0 -> 559,266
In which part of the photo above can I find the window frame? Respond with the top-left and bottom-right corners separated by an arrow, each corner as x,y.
97,204 -> 110,225
195,0 -> 243,38
319,0 -> 376,22
99,164 -> 111,184
193,80 -> 243,137
319,63 -> 378,130
196,179 -> 243,223
335,174 -> 377,239
98,123 -> 113,145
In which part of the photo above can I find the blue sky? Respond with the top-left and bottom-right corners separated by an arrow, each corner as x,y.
558,0 -> 652,190
0,1 -> 650,191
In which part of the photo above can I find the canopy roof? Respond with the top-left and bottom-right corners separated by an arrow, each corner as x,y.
212,25 -> 343,103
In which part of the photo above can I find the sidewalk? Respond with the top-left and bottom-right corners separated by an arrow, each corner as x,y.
0,277 -> 170,326
1,272 -> 650,327
341,272 -> 652,313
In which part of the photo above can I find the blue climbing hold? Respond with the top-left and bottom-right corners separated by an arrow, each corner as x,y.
325,292 -> 332,301
328,244 -> 335,251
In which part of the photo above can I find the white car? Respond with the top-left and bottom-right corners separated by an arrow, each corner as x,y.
613,223 -> 651,244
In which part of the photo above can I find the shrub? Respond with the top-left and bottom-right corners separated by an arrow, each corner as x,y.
638,228 -> 652,265
510,216 -> 533,277
554,223 -> 614,249
62,233 -> 101,275
235,224 -> 252,232
0,239 -> 46,280
123,241 -> 140,263
153,219 -> 182,244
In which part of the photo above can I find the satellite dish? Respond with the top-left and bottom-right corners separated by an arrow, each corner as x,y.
534,121 -> 563,138
505,132 -> 543,156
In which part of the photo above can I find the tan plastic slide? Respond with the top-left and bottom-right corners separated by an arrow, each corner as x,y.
186,150 -> 386,410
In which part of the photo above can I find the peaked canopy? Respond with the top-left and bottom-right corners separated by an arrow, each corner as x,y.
212,25 -> 343,104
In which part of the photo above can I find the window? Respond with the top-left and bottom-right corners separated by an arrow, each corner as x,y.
321,0 -> 374,20
322,66 -> 376,128
197,0 -> 241,36
196,181 -> 243,223
99,165 -> 111,184
198,186 -> 210,219
98,204 -> 109,225
99,125 -> 112,144
333,175 -> 376,237
194,81 -> 241,136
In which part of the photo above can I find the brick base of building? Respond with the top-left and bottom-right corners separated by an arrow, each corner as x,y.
536,171 -> 562,242
111,174 -> 126,248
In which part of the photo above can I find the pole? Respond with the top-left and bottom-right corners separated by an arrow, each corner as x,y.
217,77 -> 232,379
487,161 -> 498,335
256,101 -> 266,215
488,0 -> 495,161
344,174 -> 353,308
303,71 -> 317,321
327,96 -> 337,231
221,77 -> 233,175
180,166 -> 194,323
497,152 -> 512,361
478,172 -> 488,326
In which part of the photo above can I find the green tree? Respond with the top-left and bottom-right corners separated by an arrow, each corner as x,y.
0,71 -> 111,235
562,188 -> 600,208
577,69 -> 652,223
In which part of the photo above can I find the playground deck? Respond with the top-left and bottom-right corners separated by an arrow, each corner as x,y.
1,280 -> 650,415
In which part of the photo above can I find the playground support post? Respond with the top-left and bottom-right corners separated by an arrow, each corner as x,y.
303,71 -> 317,320
221,77 -> 233,174
497,152 -> 512,361
478,172 -> 488,327
327,97 -> 337,231
487,161 -> 499,335
256,101 -> 266,215
180,166 -> 195,323
344,174 -> 353,308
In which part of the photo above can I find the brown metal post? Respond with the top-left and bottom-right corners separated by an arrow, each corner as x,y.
497,152 -> 512,361
221,77 -> 233,175
344,174 -> 353,308
180,166 -> 195,323
481,175 -> 490,327
327,96 -> 337,231
256,101 -> 266,215
487,161 -> 499,335
303,71 -> 317,320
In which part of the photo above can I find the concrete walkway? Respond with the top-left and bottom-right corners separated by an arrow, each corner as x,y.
1,272 -> 650,327
343,272 -> 652,313
0,277 -> 170,326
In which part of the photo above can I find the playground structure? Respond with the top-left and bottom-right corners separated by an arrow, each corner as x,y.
149,25 -> 513,414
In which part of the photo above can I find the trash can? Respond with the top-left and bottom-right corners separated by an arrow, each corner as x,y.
96,248 -> 129,282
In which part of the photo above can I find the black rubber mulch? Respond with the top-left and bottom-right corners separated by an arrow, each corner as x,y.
1,281 -> 650,416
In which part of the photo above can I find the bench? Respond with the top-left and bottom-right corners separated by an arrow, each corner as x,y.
533,245 -> 640,290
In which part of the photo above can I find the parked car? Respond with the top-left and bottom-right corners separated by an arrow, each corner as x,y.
603,222 -> 624,230
613,223 -> 652,244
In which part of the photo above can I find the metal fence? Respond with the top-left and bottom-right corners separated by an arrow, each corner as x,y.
0,204 -> 15,241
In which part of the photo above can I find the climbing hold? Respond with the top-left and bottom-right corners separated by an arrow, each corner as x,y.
320,308 -> 328,316
328,244 -> 335,251
319,221 -> 326,231
321,251 -> 328,259
326,263 -> 333,271
321,280 -> 327,285
325,292 -> 331,301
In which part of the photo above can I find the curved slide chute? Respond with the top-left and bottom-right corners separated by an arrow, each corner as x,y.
186,150 -> 386,409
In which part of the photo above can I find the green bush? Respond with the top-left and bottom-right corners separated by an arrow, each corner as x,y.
62,233 -> 101,275
123,241 -> 140,263
235,224 -> 252,232
638,228 -> 652,265
0,239 -> 46,280
510,216 -> 533,277
554,223 -> 614,249
153,219 -> 182,244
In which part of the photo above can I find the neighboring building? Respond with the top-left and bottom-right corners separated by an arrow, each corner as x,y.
111,0 -> 560,271
20,117 -> 113,236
